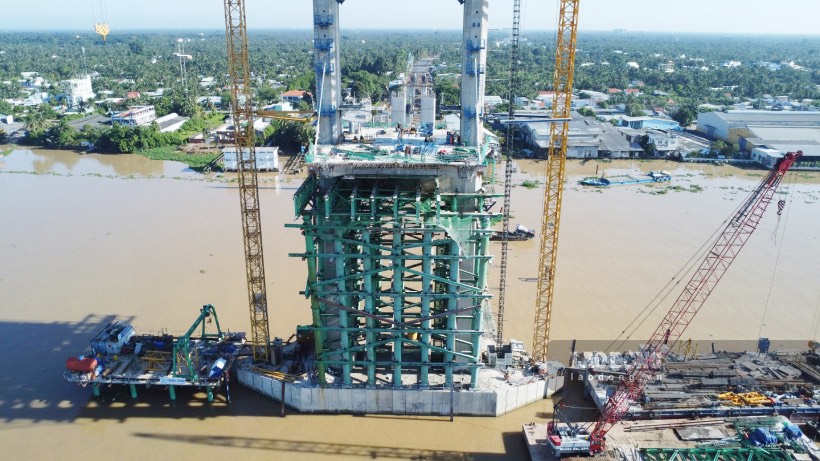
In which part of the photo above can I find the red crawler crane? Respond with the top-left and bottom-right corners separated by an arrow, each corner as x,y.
547,151 -> 802,456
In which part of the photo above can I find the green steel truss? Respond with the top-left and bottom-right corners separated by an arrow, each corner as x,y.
641,448 -> 795,461
291,174 -> 500,388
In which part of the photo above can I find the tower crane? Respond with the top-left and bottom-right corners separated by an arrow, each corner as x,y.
223,0 -> 271,363
546,151 -> 803,457
496,0 -> 522,345
532,0 -> 581,363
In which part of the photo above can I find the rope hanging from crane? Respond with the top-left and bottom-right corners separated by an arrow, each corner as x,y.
90,0 -> 110,43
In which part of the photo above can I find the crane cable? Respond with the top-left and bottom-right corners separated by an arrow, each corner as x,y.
604,181 -> 765,353
758,172 -> 797,338
810,290 -> 820,341
90,0 -> 108,24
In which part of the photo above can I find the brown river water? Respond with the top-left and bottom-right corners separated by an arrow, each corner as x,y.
1,148 -> 819,460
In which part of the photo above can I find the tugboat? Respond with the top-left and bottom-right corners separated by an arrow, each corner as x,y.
490,224 -> 536,241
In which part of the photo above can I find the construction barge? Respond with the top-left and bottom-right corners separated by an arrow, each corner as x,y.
578,345 -> 820,420
580,171 -> 671,187
63,305 -> 246,401
526,415 -> 820,461
524,351 -> 820,460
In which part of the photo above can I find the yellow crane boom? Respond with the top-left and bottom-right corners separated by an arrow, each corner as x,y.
224,0 -> 271,362
532,0 -> 580,363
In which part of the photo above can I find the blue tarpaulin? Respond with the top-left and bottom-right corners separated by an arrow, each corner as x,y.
783,423 -> 803,439
749,428 -> 778,446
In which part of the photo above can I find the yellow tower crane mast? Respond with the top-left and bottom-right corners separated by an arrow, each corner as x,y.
223,0 -> 271,363
532,0 -> 580,363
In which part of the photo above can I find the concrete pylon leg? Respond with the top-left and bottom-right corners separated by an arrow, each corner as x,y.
460,0 -> 489,147
313,0 -> 343,145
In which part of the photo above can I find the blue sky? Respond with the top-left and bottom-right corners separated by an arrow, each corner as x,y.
2,0 -> 818,35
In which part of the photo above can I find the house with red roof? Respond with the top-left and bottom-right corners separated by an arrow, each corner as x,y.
281,90 -> 312,104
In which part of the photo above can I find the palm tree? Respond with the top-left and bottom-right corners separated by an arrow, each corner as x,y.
23,109 -> 49,133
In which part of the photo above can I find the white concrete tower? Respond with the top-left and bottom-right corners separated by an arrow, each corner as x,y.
460,0 -> 489,146
391,90 -> 407,128
313,0 -> 343,145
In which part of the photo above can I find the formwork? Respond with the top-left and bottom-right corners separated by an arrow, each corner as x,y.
287,136 -> 501,389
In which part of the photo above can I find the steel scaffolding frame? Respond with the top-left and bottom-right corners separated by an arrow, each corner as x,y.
640,447 -> 796,461
289,175 -> 498,388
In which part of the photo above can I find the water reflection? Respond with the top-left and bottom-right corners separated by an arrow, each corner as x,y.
2,148 -> 186,178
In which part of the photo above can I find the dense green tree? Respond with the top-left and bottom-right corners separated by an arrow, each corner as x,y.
625,103 -> 645,117
263,120 -> 315,151
577,107 -> 595,117
23,106 -> 52,133
672,105 -> 697,127
44,119 -> 79,148
711,140 -> 727,156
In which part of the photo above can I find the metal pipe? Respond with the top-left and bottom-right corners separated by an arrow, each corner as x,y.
304,216 -> 326,384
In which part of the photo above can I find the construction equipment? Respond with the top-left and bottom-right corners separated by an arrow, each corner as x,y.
223,0 -> 271,363
496,0 -> 522,345
676,338 -> 698,360
532,0 -> 581,362
172,304 -> 224,381
546,151 -> 803,456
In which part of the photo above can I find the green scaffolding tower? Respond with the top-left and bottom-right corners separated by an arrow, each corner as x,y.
289,147 -> 500,389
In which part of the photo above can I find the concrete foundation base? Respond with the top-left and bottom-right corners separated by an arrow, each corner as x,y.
238,368 -> 563,416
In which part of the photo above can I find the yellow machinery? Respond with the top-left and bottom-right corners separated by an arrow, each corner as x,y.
532,0 -> 581,362
223,0 -> 271,363
718,392 -> 773,406
676,338 -> 699,360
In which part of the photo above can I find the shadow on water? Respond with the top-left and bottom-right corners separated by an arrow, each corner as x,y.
133,432 -> 529,460
0,315 -> 281,424
0,314 -> 131,424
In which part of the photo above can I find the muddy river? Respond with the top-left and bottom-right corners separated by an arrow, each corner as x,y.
1,148 -> 818,460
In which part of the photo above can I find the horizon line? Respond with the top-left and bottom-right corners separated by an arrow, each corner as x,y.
0,28 -> 818,37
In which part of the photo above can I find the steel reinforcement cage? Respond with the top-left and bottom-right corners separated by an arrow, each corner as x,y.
289,172 -> 500,388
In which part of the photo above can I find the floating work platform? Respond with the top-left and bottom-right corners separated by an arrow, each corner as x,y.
576,347 -> 820,420
580,171 -> 671,187
63,305 -> 246,401
526,416 -> 820,461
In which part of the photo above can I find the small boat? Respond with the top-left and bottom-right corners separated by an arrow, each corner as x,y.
490,224 -> 535,241
580,171 -> 671,187
208,357 -> 227,379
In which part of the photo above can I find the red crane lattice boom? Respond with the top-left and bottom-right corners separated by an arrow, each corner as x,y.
588,151 -> 803,453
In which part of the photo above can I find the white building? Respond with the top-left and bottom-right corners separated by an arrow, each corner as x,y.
111,106 -> 157,127
696,110 -> 820,145
222,146 -> 278,171
484,95 -> 503,107
646,129 -> 679,153
60,75 -> 95,107
154,113 -> 189,133
751,147 -> 784,168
